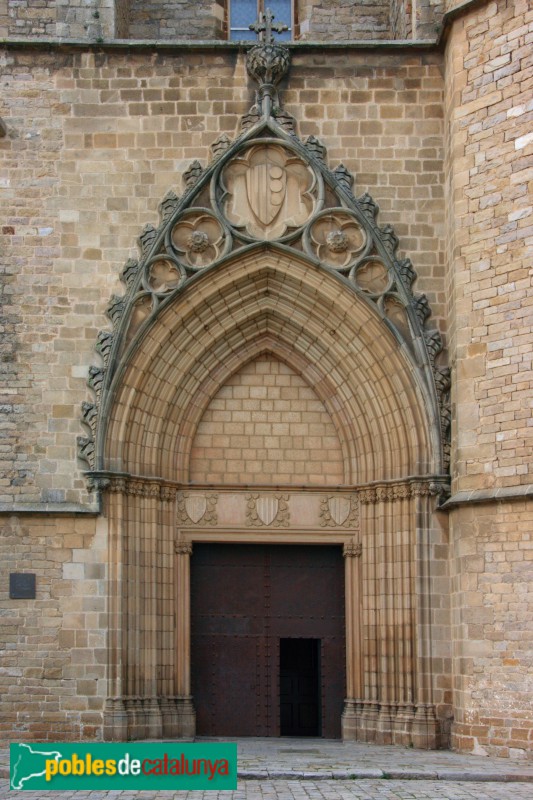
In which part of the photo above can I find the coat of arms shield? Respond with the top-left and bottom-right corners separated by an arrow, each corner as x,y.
256,496 -> 279,526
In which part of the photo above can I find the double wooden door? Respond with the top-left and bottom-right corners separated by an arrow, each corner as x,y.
190,544 -> 345,738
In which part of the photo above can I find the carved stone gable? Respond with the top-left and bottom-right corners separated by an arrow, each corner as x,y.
80,33 -> 450,482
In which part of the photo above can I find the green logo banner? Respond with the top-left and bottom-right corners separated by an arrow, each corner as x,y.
10,742 -> 237,791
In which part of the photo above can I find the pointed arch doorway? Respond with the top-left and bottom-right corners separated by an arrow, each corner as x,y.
81,48 -> 450,744
94,245 -> 447,748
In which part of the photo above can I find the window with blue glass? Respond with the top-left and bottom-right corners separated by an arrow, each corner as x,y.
229,1 -> 293,41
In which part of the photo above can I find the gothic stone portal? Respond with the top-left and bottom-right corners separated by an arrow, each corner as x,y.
190,543 -> 345,738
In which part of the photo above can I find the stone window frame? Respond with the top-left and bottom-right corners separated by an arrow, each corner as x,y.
226,0 -> 298,40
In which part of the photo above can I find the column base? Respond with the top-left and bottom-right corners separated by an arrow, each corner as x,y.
104,696 -> 194,740
411,703 -> 438,749
103,697 -> 129,741
161,696 -> 196,738
342,699 -> 438,749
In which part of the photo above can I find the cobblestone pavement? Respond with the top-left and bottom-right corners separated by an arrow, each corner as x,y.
2,738 -> 532,799
2,777 -> 533,800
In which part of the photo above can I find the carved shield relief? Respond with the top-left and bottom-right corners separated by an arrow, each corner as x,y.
220,143 -> 318,241
256,496 -> 279,526
327,496 -> 351,526
246,160 -> 286,226
185,494 -> 207,524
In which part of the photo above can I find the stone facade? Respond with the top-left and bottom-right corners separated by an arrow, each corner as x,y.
0,0 -> 531,758
1,0 -> 439,42
443,0 -> 533,757
127,0 -> 225,40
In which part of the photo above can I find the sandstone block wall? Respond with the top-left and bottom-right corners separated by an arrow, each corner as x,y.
450,502 -> 533,758
127,0 -> 225,40
0,0 -> 446,41
1,0 -> 115,40
445,0 -> 532,493
444,0 -> 533,757
0,514 -> 104,744
190,356 -> 346,485
298,0 -> 389,40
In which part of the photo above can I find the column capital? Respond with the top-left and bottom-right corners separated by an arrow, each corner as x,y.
343,541 -> 362,558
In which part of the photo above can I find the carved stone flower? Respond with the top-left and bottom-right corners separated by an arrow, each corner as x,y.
147,258 -> 184,294
171,211 -> 225,269
308,211 -> 366,269
326,230 -> 349,252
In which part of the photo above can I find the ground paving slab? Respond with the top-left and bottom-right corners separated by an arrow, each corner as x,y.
1,738 -> 532,799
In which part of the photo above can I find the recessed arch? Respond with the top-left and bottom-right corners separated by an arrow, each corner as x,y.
188,352 -> 347,485
103,247 -> 436,484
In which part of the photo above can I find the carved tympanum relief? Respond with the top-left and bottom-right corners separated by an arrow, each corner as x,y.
219,144 -> 319,241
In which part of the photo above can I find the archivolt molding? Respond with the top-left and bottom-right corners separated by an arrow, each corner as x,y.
79,33 -> 450,481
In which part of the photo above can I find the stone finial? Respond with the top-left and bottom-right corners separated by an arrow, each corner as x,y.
246,9 -> 290,119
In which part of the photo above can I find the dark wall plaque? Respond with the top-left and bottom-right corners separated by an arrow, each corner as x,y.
9,573 -> 36,599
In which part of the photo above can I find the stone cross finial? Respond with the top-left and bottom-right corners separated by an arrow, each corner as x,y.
249,8 -> 288,43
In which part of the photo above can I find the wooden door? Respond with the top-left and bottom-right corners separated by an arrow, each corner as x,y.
190,543 -> 345,737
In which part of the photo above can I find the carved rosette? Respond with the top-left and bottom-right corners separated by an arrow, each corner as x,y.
170,210 -> 228,270
351,258 -> 392,296
144,256 -> 185,295
320,495 -> 359,528
305,210 -> 368,270
246,493 -> 290,527
177,493 -> 218,526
